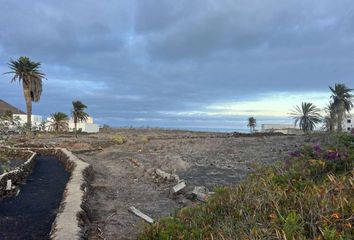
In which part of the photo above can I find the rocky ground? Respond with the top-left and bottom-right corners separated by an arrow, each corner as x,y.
0,149 -> 31,174
6,129 -> 327,239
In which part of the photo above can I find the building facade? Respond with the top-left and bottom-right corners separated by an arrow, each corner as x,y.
46,116 -> 99,133
344,115 -> 354,133
68,116 -> 99,133
13,114 -> 43,129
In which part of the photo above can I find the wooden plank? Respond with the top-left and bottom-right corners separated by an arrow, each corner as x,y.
129,206 -> 154,224
172,181 -> 186,193
6,179 -> 12,190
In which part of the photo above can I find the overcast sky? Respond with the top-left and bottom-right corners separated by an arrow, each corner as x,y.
0,0 -> 353,130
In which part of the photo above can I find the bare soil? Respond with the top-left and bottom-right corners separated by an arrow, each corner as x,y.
9,129 -> 326,240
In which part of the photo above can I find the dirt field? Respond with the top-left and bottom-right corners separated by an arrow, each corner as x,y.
12,129 -> 326,239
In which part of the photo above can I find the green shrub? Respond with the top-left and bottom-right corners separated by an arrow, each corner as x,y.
329,133 -> 354,147
283,211 -> 304,239
112,134 -> 126,145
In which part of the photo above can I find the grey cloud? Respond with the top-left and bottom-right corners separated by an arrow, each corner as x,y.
0,0 -> 353,127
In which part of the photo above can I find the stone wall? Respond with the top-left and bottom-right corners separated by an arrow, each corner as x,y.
0,150 -> 36,200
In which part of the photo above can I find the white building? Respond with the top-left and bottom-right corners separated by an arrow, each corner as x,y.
13,114 -> 43,129
68,116 -> 99,133
46,116 -> 99,133
261,124 -> 303,135
343,115 -> 354,133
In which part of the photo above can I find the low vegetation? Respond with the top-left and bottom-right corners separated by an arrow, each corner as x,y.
112,134 -> 127,145
139,134 -> 354,240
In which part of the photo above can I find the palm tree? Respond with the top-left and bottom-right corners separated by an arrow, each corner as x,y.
2,110 -> 13,122
329,83 -> 354,132
72,101 -> 89,137
4,56 -> 46,130
38,120 -> 47,132
247,117 -> 256,133
323,101 -> 337,132
290,102 -> 322,134
48,112 -> 69,133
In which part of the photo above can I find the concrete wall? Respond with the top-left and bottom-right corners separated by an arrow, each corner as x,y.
343,115 -> 354,133
0,150 -> 36,199
261,124 -> 295,131
261,124 -> 300,134
68,122 -> 99,133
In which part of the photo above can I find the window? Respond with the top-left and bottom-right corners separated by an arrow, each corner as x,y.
348,119 -> 352,123
348,127 -> 351,131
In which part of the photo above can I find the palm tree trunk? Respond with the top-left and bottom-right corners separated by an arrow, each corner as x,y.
74,121 -> 77,138
329,114 -> 334,132
337,103 -> 344,132
23,85 -> 32,131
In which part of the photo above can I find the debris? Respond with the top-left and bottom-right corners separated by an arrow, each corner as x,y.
192,186 -> 209,202
172,181 -> 186,193
16,189 -> 20,196
155,168 -> 179,182
6,179 -> 12,190
96,226 -> 105,240
129,206 -> 154,224
128,157 -> 140,167
105,212 -> 118,224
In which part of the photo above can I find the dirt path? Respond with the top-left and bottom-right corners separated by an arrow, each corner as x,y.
79,148 -> 179,240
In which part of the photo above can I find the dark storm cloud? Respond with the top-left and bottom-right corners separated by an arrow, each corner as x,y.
0,0 -> 354,127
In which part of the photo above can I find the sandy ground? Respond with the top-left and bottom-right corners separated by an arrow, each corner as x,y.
12,129 -> 326,240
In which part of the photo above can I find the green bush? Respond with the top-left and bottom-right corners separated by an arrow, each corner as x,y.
112,134 -> 127,145
336,133 -> 354,147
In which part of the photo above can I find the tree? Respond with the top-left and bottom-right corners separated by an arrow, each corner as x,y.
329,83 -> 354,132
48,112 -> 69,133
247,117 -> 256,133
0,111 -> 21,134
323,101 -> 337,132
2,110 -> 13,123
4,56 -> 46,130
38,120 -> 47,132
71,100 -> 89,137
290,102 -> 322,134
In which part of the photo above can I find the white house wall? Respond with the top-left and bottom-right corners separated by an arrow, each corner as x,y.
68,121 -> 99,133
343,115 -> 354,133
13,114 -> 43,128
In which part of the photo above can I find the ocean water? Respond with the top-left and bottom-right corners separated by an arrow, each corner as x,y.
167,127 -> 248,133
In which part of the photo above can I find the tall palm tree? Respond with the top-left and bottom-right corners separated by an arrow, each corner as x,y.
329,83 -> 354,132
4,56 -> 46,130
247,117 -> 256,133
323,101 -> 337,132
48,112 -> 69,133
290,102 -> 322,134
72,100 -> 89,137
